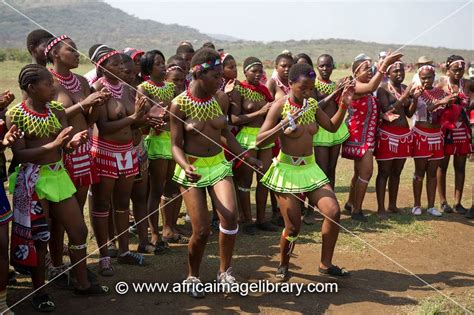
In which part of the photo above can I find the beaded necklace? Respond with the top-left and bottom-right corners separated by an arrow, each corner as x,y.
50,68 -> 82,94
274,75 -> 290,95
235,84 -> 265,102
447,77 -> 463,93
387,82 -> 405,100
420,87 -> 445,105
281,97 -> 318,125
175,89 -> 223,121
140,80 -> 175,102
100,77 -> 123,99
315,78 -> 337,95
7,101 -> 63,137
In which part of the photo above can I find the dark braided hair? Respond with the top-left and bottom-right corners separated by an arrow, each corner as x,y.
275,53 -> 293,66
243,56 -> 262,72
26,29 -> 53,53
167,54 -> 184,66
293,53 -> 313,68
89,44 -> 104,59
446,55 -> 464,69
89,45 -> 116,77
201,41 -> 216,50
18,64 -> 51,91
176,44 -> 195,55
166,55 -> 187,73
222,54 -> 235,66
289,63 -> 316,83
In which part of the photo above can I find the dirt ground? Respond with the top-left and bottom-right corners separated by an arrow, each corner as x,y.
6,156 -> 474,315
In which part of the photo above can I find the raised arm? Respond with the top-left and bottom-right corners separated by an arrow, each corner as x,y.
354,52 -> 403,95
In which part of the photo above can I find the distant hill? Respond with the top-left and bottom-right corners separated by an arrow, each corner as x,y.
1,0 -> 472,64
0,0 -> 213,57
207,33 -> 241,42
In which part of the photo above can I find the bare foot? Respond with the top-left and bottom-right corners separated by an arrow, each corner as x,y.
387,206 -> 399,214
377,210 -> 389,220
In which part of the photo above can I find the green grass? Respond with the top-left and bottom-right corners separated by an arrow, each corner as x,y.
0,60 -> 92,101
416,292 -> 474,315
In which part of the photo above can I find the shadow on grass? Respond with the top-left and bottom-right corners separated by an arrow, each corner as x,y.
10,255 -> 473,314
7,208 -> 473,314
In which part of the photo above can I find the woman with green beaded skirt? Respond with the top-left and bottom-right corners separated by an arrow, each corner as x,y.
228,57 -> 277,234
170,49 -> 262,298
313,54 -> 349,189
137,50 -> 185,248
257,63 -> 354,281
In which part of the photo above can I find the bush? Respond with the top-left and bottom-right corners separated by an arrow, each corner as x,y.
0,49 -> 30,63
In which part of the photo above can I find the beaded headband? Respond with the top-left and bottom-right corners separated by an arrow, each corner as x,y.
90,44 -> 107,61
95,50 -> 120,68
244,61 -> 263,72
44,35 -> 70,56
191,58 -> 221,73
220,53 -> 232,63
352,60 -> 371,75
448,60 -> 465,69
166,65 -> 185,73
387,61 -> 404,73
417,65 -> 435,74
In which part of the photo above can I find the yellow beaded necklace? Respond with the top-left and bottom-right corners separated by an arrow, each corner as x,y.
7,101 -> 64,137
281,97 -> 318,125
140,80 -> 175,102
174,90 -> 223,121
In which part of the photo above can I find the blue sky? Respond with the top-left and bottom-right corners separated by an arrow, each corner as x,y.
104,0 -> 473,50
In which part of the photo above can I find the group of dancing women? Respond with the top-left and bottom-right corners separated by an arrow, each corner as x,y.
0,29 -> 472,312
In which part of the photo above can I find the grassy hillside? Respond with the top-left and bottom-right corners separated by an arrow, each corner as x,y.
0,0 -> 213,57
0,0 -> 472,64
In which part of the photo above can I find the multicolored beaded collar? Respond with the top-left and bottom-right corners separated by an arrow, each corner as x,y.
7,101 -> 64,137
140,80 -> 175,102
175,89 -> 223,121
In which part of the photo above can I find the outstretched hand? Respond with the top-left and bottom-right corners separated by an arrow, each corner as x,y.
0,90 -> 15,109
340,80 -> 355,107
224,79 -> 236,94
1,124 -> 23,147
381,50 -> 404,68
68,129 -> 89,150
